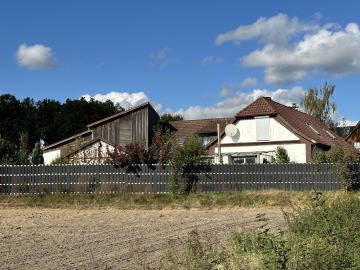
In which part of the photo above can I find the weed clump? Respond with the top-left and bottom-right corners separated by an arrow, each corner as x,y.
164,191 -> 360,269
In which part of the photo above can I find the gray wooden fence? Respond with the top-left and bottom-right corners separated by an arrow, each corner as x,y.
0,163 -> 345,194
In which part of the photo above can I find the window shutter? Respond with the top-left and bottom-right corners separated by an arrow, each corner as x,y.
256,116 -> 270,141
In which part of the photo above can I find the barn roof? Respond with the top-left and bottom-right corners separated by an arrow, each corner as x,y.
43,130 -> 92,151
87,102 -> 160,128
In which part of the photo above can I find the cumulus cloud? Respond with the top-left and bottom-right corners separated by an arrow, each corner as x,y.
242,23 -> 360,84
217,14 -> 360,85
166,86 -> 305,120
82,91 -> 151,110
219,77 -> 258,97
216,13 -> 318,45
345,120 -> 359,126
202,56 -> 214,66
15,43 -> 56,70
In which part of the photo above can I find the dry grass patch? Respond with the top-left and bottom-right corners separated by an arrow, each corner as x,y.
0,190 -> 355,210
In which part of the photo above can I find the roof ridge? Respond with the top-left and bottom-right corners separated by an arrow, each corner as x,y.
265,98 -> 330,124
44,130 -> 92,150
87,101 -> 158,127
236,96 -> 277,117
170,117 -> 233,123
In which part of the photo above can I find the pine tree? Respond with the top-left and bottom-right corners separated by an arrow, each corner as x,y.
31,142 -> 44,165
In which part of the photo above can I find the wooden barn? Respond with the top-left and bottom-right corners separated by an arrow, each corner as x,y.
43,102 -> 160,164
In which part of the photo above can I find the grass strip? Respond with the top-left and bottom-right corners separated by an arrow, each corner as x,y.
0,190 -> 356,210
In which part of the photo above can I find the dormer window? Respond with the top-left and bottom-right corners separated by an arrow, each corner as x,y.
306,123 -> 319,135
324,129 -> 336,139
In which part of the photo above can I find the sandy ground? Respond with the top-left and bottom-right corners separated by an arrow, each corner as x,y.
0,207 -> 284,270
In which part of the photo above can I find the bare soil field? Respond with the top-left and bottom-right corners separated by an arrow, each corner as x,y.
0,208 -> 284,269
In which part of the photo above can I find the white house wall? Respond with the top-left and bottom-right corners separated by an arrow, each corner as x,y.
215,143 -> 307,163
221,118 -> 299,144
71,142 -> 115,164
43,150 -> 61,165
269,119 -> 299,141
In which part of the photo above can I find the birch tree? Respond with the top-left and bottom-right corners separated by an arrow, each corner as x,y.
300,82 -> 337,131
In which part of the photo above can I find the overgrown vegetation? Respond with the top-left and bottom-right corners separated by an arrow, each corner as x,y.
169,134 -> 208,194
0,190 -> 340,209
0,134 -> 44,165
312,144 -> 360,191
106,126 -> 208,194
163,191 -> 360,269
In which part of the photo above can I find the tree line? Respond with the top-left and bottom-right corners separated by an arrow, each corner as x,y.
0,94 -> 124,165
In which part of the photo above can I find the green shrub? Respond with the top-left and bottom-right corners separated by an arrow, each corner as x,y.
312,144 -> 360,191
231,192 -> 360,269
51,155 -> 70,164
273,146 -> 290,163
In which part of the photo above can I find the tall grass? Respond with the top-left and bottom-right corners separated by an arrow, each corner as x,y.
163,191 -> 360,269
0,190 -> 351,209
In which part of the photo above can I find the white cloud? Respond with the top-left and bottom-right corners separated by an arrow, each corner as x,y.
97,62 -> 105,67
242,23 -> 360,84
166,86 -> 305,120
82,91 -> 151,111
151,101 -> 162,113
345,120 -> 359,126
15,43 -> 56,70
216,13 -> 318,45
218,89 -> 230,97
219,77 -> 258,97
201,56 -> 214,66
216,14 -> 360,85
202,56 -> 224,66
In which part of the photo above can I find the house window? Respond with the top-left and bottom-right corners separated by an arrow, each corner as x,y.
202,136 -> 211,145
255,116 -> 270,142
233,156 -> 256,164
345,128 -> 350,134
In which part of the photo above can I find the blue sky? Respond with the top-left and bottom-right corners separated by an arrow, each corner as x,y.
1,0 -> 360,124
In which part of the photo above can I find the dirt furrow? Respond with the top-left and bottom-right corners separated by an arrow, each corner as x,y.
0,208 -> 284,269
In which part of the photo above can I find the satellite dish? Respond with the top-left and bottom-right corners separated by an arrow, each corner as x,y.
225,124 -> 237,137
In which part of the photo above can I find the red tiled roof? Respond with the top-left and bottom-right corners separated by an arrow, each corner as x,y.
169,118 -> 233,139
233,97 -> 358,152
196,118 -> 234,134
236,97 -> 276,117
87,102 -> 160,127
43,130 -> 92,151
